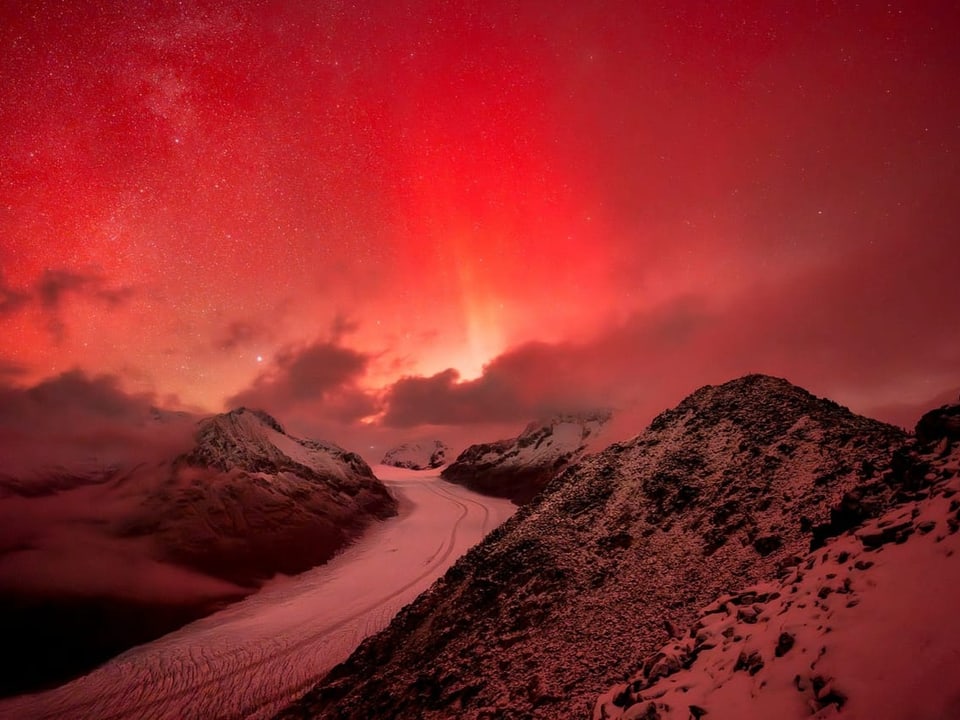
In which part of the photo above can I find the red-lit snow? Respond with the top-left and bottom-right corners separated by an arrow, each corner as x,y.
595,444 -> 960,720
0,467 -> 514,720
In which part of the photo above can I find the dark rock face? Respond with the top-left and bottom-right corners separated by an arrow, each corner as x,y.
597,406 -> 960,719
277,375 -> 907,720
915,403 -> 960,445
381,440 -> 450,470
124,407 -> 398,585
441,411 -> 611,504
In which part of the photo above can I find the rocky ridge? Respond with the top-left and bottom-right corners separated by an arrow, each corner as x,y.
278,375 -> 907,719
595,402 -> 960,720
123,407 -> 398,584
381,440 -> 450,470
441,410 -> 611,503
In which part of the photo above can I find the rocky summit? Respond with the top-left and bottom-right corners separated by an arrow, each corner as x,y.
595,401 -> 960,720
278,375 -> 907,719
441,410 -> 611,503
123,407 -> 398,585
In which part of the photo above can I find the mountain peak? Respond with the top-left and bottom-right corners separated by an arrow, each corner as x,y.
284,378 -> 910,719
224,406 -> 285,434
646,374 -> 866,445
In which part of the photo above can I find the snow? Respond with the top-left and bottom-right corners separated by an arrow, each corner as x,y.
381,441 -> 449,470
0,472 -> 515,720
595,444 -> 960,720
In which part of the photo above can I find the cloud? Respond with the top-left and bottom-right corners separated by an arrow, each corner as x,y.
0,359 -> 27,380
0,268 -> 137,341
0,277 -> 30,316
226,339 -> 378,423
0,370 -> 195,476
380,298 -> 714,428
37,268 -> 136,309
0,373 -> 241,608
376,256 -> 960,435
215,320 -> 268,352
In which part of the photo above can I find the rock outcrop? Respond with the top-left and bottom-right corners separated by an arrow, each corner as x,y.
595,402 -> 960,720
122,407 -> 398,585
441,410 -> 611,503
278,375 -> 906,720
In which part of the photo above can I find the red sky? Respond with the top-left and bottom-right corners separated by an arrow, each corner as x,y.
2,1 -> 959,452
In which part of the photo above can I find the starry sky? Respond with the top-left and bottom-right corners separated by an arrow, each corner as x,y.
2,1 -> 959,452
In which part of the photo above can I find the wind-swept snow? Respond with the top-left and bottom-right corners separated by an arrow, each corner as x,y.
0,469 -> 515,720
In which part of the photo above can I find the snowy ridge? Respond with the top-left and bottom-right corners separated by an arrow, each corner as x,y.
595,403 -> 960,720
123,407 -> 397,584
440,410 -> 612,503
382,440 -> 450,470
278,375 -> 907,719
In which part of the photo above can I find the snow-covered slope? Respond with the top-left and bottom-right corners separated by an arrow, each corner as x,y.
0,474 -> 515,720
0,407 -> 395,697
441,410 -> 611,503
278,375 -> 907,719
381,440 -> 450,470
122,407 -> 397,584
595,402 -> 960,720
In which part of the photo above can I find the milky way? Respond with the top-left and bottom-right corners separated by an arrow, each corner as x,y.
2,1 -> 959,446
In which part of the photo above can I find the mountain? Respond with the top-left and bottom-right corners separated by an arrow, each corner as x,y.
0,407 -> 396,697
122,407 -> 397,584
440,410 -> 612,503
277,375 -> 907,720
381,440 -> 450,470
595,401 -> 960,720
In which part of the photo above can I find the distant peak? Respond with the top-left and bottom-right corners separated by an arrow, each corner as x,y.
521,409 -> 613,434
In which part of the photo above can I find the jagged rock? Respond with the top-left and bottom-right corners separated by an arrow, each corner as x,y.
277,375 -> 906,720
441,410 -> 612,503
594,404 -> 960,720
381,440 -> 450,470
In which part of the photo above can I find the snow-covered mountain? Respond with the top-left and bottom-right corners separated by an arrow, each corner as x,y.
123,407 -> 397,584
0,407 -> 396,697
278,375 -> 908,719
381,440 -> 450,470
441,410 -> 612,503
595,402 -> 960,720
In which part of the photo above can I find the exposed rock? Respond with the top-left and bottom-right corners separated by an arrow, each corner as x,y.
125,407 -> 398,585
278,375 -> 906,720
441,410 -> 612,503
595,404 -> 960,720
381,440 -> 450,470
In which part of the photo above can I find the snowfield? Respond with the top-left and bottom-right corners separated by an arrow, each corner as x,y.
0,468 -> 515,720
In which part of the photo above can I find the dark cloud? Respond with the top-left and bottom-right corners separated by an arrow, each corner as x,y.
226,340 -> 377,423
0,359 -> 27,379
330,312 -> 360,341
0,370 -> 195,476
0,269 -> 137,341
377,262 -> 959,435
215,320 -> 267,352
0,278 -> 30,316
37,268 -> 135,309
379,299 -> 711,428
